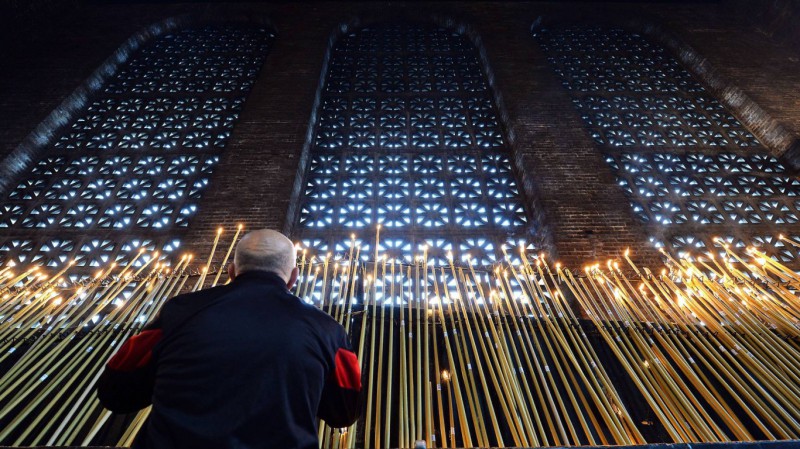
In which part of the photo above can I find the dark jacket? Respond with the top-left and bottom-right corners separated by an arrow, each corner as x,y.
97,270 -> 362,449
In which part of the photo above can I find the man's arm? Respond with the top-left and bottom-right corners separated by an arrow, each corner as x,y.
96,317 -> 163,413
317,331 -> 362,428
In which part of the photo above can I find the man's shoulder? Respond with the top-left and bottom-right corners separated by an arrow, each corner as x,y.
160,281 -> 344,333
167,282 -> 234,305
291,295 -> 346,332
157,283 -> 236,320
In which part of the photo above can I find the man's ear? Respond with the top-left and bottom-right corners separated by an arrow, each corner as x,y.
286,266 -> 299,290
227,262 -> 236,281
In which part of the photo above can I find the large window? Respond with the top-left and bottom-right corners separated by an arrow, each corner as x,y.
0,24 -> 272,271
536,26 -> 800,261
299,23 -> 531,266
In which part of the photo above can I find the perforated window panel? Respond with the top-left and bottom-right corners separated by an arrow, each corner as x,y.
536,26 -> 800,262
298,23 -> 532,266
0,25 -> 273,273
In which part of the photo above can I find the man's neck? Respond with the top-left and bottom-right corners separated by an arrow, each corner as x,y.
233,270 -> 288,289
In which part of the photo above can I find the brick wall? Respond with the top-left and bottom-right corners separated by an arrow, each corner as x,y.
1,0 -> 799,272
735,0 -> 800,56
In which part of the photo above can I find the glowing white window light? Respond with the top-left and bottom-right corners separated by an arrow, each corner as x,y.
338,204 -> 372,228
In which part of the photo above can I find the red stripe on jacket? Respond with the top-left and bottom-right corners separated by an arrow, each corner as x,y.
107,329 -> 163,371
333,348 -> 361,390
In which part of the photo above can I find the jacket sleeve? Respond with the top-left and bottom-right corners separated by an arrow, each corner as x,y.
96,316 -> 163,413
317,328 -> 362,427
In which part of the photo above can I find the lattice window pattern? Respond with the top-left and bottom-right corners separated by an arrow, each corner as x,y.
536,26 -> 800,261
0,25 -> 272,269
299,24 -> 532,265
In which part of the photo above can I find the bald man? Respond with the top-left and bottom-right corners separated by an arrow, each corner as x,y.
97,230 -> 362,449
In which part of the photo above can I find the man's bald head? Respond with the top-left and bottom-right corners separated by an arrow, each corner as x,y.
233,229 -> 297,282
